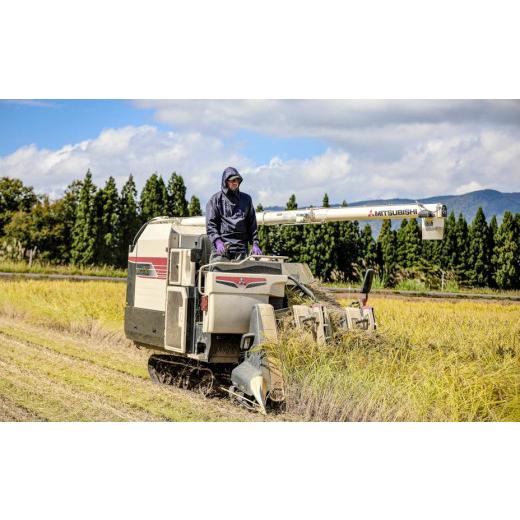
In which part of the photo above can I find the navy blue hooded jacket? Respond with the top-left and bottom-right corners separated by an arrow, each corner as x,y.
205,167 -> 259,253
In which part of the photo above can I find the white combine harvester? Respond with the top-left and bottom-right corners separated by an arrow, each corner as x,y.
124,202 -> 447,412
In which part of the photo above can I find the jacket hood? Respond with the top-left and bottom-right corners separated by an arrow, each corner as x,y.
221,167 -> 243,196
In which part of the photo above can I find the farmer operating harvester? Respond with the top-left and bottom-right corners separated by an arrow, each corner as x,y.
124,166 -> 447,413
206,166 -> 263,261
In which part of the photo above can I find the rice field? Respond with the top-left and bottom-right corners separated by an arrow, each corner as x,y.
0,278 -> 519,421
0,279 -> 264,421
272,296 -> 520,421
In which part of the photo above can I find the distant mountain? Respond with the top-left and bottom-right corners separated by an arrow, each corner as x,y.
263,189 -> 520,237
349,189 -> 520,223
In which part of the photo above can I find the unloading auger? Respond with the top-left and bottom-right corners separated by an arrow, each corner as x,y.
124,201 -> 447,413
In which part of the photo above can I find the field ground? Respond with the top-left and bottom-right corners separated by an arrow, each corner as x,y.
0,304 -> 269,421
0,278 -> 519,421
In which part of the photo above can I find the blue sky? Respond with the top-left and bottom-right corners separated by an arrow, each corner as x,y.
0,100 -> 326,162
1,100 -> 519,206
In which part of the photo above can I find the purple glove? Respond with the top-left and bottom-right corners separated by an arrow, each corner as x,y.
215,239 -> 226,255
251,243 -> 263,256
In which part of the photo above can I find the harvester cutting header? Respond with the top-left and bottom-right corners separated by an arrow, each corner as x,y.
124,166 -> 448,412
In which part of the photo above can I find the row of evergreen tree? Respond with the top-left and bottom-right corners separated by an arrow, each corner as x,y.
1,173 -> 519,289
256,193 -> 520,290
0,171 -> 201,268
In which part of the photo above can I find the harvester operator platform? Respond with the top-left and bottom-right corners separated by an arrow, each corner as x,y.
205,166 -> 263,261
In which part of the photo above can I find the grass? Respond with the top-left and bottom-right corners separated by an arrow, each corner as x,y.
0,259 -> 126,278
0,278 -> 519,421
324,277 -> 520,297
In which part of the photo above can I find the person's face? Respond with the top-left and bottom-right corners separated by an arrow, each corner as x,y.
226,178 -> 240,191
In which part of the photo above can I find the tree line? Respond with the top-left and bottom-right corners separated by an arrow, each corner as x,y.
257,193 -> 520,290
0,171 -> 201,268
0,173 -> 519,289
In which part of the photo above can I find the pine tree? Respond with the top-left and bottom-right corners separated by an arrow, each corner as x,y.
71,170 -> 98,265
188,195 -> 202,216
140,173 -> 169,222
167,172 -> 189,217
494,211 -> 519,289
118,175 -> 140,266
378,219 -> 397,286
468,207 -> 491,287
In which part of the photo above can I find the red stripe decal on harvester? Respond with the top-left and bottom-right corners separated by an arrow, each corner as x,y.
215,276 -> 267,289
129,256 -> 167,279
128,256 -> 167,265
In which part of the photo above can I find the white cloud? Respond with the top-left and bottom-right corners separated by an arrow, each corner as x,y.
0,125 -> 251,200
243,149 -> 352,206
135,100 -> 520,138
2,113 -> 520,208
130,100 -> 520,199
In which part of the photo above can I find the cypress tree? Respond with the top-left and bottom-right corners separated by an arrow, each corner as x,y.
489,215 -> 499,287
440,211 -> 457,271
336,200 -> 360,281
96,176 -> 120,266
268,194 -> 300,258
468,207 -> 491,287
167,172 -> 189,217
71,170 -> 98,266
378,219 -> 397,286
188,195 -> 202,216
57,180 -> 83,263
256,203 -> 271,254
358,223 -> 378,270
396,219 -> 421,268
140,173 -> 169,222
119,175 -> 140,266
301,221 -> 320,278
307,193 -> 337,280
494,211 -> 519,289
396,219 -> 408,267
454,213 -> 470,282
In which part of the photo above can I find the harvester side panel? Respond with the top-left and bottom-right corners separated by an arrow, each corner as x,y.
124,306 -> 165,348
168,249 -> 196,287
165,287 -> 188,352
